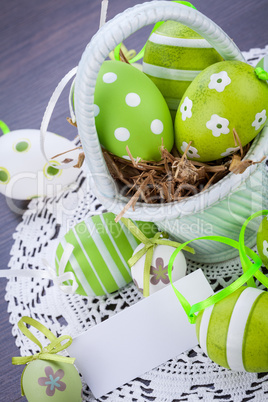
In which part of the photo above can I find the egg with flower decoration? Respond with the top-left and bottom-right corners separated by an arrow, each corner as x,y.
131,240 -> 187,296
22,358 -> 82,401
196,286 -> 268,372
257,214 -> 268,268
175,61 -> 268,162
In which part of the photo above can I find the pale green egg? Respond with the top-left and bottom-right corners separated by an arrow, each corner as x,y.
175,61 -> 268,162
22,360 -> 82,401
196,286 -> 268,372
143,21 -> 223,119
93,60 -> 174,161
257,215 -> 268,268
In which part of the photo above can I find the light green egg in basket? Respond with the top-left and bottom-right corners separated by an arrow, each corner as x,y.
143,20 -> 223,119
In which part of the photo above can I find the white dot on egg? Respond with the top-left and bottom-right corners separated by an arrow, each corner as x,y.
151,119 -> 164,135
94,104 -> 100,117
114,128 -> 130,142
103,72 -> 117,84
122,155 -> 131,160
125,93 -> 141,107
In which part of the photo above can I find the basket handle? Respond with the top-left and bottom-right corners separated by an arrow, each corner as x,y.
75,0 -> 245,201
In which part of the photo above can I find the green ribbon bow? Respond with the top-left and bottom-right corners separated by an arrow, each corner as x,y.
121,217 -> 195,297
167,210 -> 268,324
255,67 -> 268,81
113,1 -> 197,63
12,317 -> 75,396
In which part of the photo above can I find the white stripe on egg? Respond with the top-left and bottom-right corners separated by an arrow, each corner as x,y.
199,304 -> 214,357
143,62 -> 202,81
226,287 -> 262,372
148,33 -> 213,48
84,219 -> 125,288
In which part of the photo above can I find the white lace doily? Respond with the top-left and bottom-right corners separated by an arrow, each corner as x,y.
6,46 -> 268,402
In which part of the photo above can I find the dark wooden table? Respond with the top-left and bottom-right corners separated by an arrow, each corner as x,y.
1,0 -> 267,400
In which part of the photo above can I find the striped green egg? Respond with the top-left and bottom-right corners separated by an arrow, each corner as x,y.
143,21 -> 223,119
257,215 -> 268,268
55,213 -> 158,297
196,286 -> 268,372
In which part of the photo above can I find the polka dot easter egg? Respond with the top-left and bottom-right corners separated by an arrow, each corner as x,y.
93,60 -> 174,161
0,129 -> 80,200
143,21 -> 223,119
55,212 -> 158,297
131,241 -> 187,296
257,214 -> 268,268
196,286 -> 268,372
22,359 -> 82,401
175,61 -> 268,162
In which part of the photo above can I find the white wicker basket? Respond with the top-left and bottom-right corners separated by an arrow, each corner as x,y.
74,1 -> 268,262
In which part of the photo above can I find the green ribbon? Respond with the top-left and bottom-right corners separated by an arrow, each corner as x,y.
121,217 -> 195,297
0,120 -> 10,135
12,317 -> 75,396
114,1 -> 197,63
255,67 -> 268,81
168,211 -> 267,324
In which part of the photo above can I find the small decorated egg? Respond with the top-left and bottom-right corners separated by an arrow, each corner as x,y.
143,21 -> 223,119
175,61 -> 268,162
196,286 -> 268,372
55,212 -> 158,296
257,214 -> 268,268
93,60 -> 174,161
0,129 -> 80,200
22,359 -> 82,401
256,54 -> 268,72
131,241 -> 187,295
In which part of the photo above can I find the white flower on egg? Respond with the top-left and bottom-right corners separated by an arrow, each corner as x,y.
180,97 -> 193,121
208,71 -> 231,93
180,141 -> 200,158
220,147 -> 240,157
252,109 -> 267,131
206,114 -> 230,137
263,240 -> 268,258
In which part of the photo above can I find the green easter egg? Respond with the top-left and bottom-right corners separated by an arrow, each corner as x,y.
143,21 -> 223,119
55,212 -> 158,296
196,286 -> 268,372
22,360 -> 82,402
257,215 -> 268,268
256,54 -> 268,71
93,60 -> 174,161
175,61 -> 268,162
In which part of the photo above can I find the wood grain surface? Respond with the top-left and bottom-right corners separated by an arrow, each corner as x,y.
1,0 -> 267,400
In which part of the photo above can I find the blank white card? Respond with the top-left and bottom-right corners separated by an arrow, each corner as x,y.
68,269 -> 213,398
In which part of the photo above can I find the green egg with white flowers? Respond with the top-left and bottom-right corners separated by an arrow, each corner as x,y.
175,61 -> 268,162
